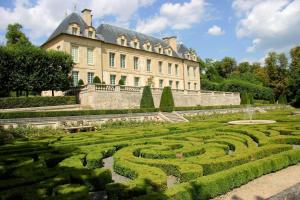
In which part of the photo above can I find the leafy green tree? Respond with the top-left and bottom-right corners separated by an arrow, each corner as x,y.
5,23 -> 31,46
218,57 -> 237,77
236,62 -> 250,74
287,46 -> 300,107
159,87 -> 174,112
93,76 -> 101,84
240,92 -> 249,105
140,86 -> 155,109
118,79 -> 125,85
278,94 -> 287,104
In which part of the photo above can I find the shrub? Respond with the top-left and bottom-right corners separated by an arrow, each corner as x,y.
140,86 -> 155,109
270,96 -> 275,104
118,79 -> 125,86
0,96 -> 76,109
159,87 -> 174,112
93,76 -> 101,84
78,79 -> 84,86
248,93 -> 254,105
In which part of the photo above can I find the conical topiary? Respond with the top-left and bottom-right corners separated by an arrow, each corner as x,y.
140,86 -> 155,109
159,86 -> 174,112
93,76 -> 101,84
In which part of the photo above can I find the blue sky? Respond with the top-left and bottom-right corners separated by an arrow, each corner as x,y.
0,0 -> 300,63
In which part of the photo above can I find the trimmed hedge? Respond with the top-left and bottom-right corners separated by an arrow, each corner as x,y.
163,148 -> 300,200
0,96 -> 76,109
0,108 -> 159,119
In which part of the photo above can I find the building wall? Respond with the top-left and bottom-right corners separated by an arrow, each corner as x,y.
43,34 -> 200,90
79,85 -> 240,109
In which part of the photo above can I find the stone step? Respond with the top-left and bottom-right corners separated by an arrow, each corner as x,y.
160,112 -> 188,123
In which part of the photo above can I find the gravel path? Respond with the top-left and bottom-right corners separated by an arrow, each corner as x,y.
214,164 -> 300,200
102,156 -> 130,183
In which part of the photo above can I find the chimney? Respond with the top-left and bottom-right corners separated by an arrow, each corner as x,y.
163,36 -> 177,52
81,9 -> 92,26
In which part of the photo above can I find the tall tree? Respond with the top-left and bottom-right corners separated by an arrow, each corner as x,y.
5,23 -> 31,46
218,57 -> 237,77
287,46 -> 300,107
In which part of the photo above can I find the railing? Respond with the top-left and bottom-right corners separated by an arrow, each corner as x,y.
95,84 -> 115,91
120,86 -> 141,92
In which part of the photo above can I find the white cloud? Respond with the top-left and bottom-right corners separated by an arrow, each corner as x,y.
233,0 -> 300,53
0,0 -> 155,43
136,0 -> 206,34
207,25 -> 224,36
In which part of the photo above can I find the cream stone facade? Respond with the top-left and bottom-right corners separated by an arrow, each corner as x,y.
42,9 -> 200,91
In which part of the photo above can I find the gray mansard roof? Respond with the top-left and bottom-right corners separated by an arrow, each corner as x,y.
45,12 -> 193,59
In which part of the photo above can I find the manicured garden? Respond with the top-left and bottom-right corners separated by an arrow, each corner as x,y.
0,109 -> 300,199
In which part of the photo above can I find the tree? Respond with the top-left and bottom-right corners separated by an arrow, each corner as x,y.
287,46 -> 300,107
93,76 -> 101,84
236,62 -> 250,74
140,86 -> 155,109
218,57 -> 237,77
240,92 -> 249,105
159,87 -> 174,112
5,23 -> 31,46
118,79 -> 125,85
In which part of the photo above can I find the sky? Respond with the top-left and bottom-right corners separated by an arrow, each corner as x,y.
0,0 -> 300,63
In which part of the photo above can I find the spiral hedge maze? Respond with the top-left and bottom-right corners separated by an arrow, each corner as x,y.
1,110 -> 300,199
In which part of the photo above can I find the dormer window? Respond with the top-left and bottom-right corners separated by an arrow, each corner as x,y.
72,27 -> 78,35
121,39 -> 125,46
168,50 -> 172,55
88,31 -> 93,38
147,44 -> 151,51
159,47 -> 162,54
134,42 -> 138,48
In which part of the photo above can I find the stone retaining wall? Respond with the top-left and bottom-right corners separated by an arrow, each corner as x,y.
79,85 -> 240,109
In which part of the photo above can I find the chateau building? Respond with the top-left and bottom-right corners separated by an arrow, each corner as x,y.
42,9 -> 200,91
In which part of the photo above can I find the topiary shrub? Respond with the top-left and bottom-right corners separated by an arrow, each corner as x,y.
159,87 -> 174,112
93,76 -> 101,84
140,86 -> 155,109
248,93 -> 254,105
118,79 -> 125,86
78,79 -> 84,86
270,96 -> 275,104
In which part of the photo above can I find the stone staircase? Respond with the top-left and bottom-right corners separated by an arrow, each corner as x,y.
159,112 -> 189,123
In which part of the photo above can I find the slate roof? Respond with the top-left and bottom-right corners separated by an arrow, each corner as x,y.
45,12 -> 192,59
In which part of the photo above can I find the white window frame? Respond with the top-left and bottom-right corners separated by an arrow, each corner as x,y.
169,80 -> 173,88
134,57 -> 139,70
109,52 -> 115,67
176,81 -> 179,89
121,75 -> 127,85
72,27 -> 78,35
72,71 -> 79,86
71,46 -> 79,63
134,77 -> 140,87
110,74 -> 116,85
158,61 -> 162,73
147,59 -> 151,72
87,48 -> 94,65
159,79 -> 163,88
194,83 -> 197,90
175,64 -> 179,76
168,63 -> 172,75
87,72 -> 94,84
120,54 -> 126,69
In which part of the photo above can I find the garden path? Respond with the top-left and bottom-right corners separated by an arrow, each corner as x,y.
214,164 -> 300,200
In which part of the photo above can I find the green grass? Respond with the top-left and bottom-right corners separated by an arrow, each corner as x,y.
0,108 -> 300,200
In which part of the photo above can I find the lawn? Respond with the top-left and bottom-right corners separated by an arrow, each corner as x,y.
0,108 -> 300,199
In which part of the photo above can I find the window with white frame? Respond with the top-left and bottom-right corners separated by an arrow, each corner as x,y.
188,82 -> 191,90
72,27 -> 78,35
159,79 -> 163,88
109,52 -> 115,67
176,81 -> 179,89
134,57 -> 139,70
71,46 -> 79,63
87,72 -> 94,84
147,59 -> 151,72
121,39 -> 125,46
120,54 -> 126,68
158,61 -> 162,73
168,63 -> 172,75
88,31 -> 93,38
110,75 -> 116,85
194,83 -> 197,90
187,66 -> 190,76
169,80 -> 173,88
134,42 -> 138,48
175,64 -> 179,76
72,71 -> 79,86
193,67 -> 196,77
134,77 -> 140,86
87,48 -> 93,65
